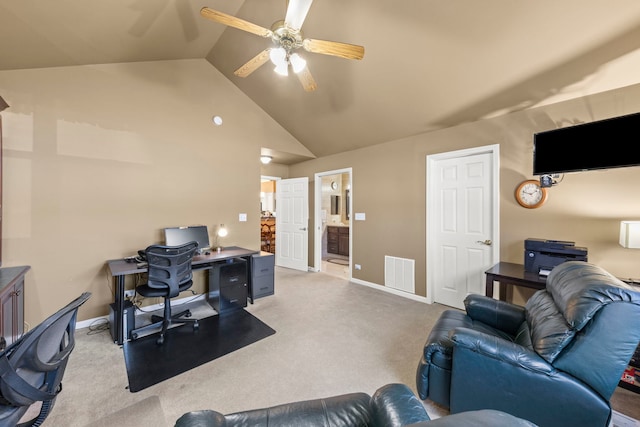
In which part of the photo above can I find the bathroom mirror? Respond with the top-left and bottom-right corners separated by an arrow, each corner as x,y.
331,195 -> 340,215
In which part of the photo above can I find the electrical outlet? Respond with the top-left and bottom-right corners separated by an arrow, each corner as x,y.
355,264 -> 362,270
124,290 -> 136,298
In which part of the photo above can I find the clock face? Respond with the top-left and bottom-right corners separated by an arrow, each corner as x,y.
515,180 -> 548,209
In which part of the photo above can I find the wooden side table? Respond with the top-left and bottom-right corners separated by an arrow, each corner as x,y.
484,262 -> 546,301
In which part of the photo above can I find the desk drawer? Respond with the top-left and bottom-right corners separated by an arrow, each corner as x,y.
252,275 -> 274,299
219,262 -> 247,286
220,283 -> 247,312
252,253 -> 274,278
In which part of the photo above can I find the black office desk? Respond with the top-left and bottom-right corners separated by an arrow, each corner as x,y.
484,262 -> 547,301
107,246 -> 259,345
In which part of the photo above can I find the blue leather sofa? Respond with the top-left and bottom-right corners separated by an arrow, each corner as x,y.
175,383 -> 536,426
416,261 -> 640,427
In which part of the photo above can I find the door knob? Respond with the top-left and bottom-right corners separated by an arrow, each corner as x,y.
300,227 -> 307,231
477,239 -> 492,246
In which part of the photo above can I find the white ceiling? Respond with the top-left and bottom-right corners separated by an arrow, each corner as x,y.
2,1 -> 640,164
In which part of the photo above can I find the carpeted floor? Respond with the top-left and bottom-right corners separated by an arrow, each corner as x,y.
36,267 -> 640,426
86,396 -> 166,427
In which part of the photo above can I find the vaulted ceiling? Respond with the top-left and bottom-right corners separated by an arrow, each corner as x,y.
2,1 -> 640,164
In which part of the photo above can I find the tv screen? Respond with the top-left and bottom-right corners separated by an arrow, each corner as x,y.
533,112 -> 640,175
164,225 -> 210,252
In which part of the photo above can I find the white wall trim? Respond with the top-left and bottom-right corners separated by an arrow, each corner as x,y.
313,168 -> 352,276
350,278 -> 430,304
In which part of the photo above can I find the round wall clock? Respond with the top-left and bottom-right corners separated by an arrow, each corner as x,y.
515,179 -> 548,209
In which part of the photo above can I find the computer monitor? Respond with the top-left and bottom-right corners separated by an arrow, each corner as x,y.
164,225 -> 210,253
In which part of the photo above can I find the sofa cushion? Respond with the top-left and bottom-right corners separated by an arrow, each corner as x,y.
224,392 -> 372,427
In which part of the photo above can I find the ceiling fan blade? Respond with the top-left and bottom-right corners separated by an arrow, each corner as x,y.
285,0 -> 313,31
303,38 -> 364,60
296,66 -> 318,92
200,7 -> 272,38
234,49 -> 272,78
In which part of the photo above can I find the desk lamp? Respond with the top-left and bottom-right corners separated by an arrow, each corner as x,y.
619,220 -> 640,283
215,224 -> 228,252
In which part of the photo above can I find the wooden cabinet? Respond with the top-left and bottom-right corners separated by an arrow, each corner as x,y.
327,226 -> 349,256
0,266 -> 30,348
260,217 -> 276,254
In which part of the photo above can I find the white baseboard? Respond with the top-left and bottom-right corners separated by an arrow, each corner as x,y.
350,277 -> 430,304
77,274 -> 432,331
75,294 -> 207,330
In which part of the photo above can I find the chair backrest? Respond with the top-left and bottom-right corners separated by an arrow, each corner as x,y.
145,242 -> 198,298
0,292 -> 91,426
525,261 -> 640,398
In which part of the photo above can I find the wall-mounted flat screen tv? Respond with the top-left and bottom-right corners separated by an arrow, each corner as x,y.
533,112 -> 640,175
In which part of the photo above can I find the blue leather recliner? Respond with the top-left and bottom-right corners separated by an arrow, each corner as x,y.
416,261 -> 640,427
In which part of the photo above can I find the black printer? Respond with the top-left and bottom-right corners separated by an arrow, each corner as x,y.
524,238 -> 588,275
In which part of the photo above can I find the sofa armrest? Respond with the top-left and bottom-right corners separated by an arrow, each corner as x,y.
175,410 -> 227,427
449,328 -> 610,427
406,409 -> 537,426
371,383 -> 431,427
463,294 -> 526,336
449,327 -> 552,374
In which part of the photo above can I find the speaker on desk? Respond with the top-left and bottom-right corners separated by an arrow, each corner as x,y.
109,301 -> 135,342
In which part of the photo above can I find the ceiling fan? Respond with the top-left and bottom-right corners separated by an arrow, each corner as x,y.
200,0 -> 365,92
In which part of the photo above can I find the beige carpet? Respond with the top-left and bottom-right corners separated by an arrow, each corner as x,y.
37,266 -> 639,426
85,396 -> 166,427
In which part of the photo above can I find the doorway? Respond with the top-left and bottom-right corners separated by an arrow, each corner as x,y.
260,176 -> 279,255
314,168 -> 352,279
426,145 -> 500,309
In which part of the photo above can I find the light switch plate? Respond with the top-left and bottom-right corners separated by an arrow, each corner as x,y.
355,213 -> 366,221
239,213 -> 247,222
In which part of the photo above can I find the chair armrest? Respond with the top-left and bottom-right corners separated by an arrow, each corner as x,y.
449,327 -> 552,374
371,383 -> 431,427
174,410 -> 227,427
464,294 -> 525,336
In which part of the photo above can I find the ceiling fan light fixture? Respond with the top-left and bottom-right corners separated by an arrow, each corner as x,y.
290,53 -> 306,73
274,62 -> 289,76
269,47 -> 287,66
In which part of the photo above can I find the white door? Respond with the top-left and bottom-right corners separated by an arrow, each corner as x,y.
427,147 -> 498,309
276,177 -> 309,271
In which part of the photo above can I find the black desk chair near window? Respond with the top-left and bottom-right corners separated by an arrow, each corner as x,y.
0,292 -> 91,427
131,242 -> 199,345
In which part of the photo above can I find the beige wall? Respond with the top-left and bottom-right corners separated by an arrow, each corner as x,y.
291,82 -> 640,299
0,59 -> 306,324
2,58 -> 640,326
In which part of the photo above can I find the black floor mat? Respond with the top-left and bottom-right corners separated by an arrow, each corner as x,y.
123,309 -> 275,392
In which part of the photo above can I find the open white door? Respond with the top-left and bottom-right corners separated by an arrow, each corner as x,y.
275,177 -> 309,271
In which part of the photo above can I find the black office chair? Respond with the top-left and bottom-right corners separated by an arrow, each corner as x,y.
0,292 -> 91,427
130,241 -> 199,345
